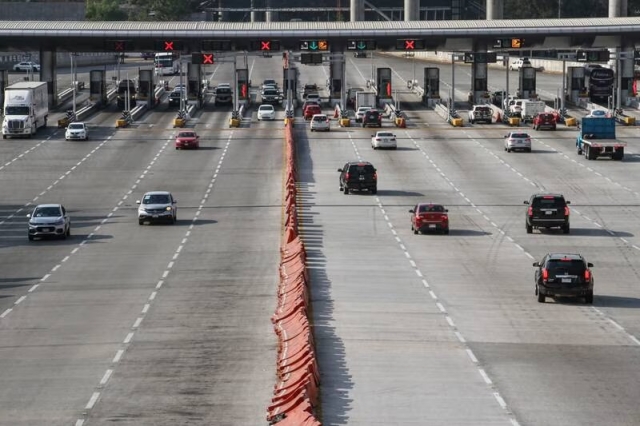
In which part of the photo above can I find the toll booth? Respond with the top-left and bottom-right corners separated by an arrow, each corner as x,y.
89,70 -> 106,106
329,56 -> 345,106
187,63 -> 202,107
518,67 -> 537,99
282,67 -> 298,107
566,67 -> 586,104
423,67 -> 440,107
0,69 -> 9,109
136,69 -> 154,108
471,60 -> 488,105
236,68 -> 249,106
376,67 -> 392,104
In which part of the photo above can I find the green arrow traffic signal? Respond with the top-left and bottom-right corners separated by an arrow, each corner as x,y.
309,41 -> 318,50
357,41 -> 366,50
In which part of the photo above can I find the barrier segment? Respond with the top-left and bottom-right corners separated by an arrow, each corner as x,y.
267,122 -> 321,425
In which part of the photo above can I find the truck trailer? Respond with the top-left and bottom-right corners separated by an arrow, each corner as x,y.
2,81 -> 49,139
576,117 -> 625,160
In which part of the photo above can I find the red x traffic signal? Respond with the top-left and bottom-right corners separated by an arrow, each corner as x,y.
404,40 -> 415,50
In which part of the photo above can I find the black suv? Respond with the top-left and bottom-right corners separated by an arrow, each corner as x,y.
533,253 -> 594,303
362,109 -> 382,128
524,193 -> 570,234
168,90 -> 182,107
338,161 -> 377,195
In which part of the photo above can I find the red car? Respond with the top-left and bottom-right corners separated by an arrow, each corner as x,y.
410,203 -> 449,234
532,112 -> 556,131
175,131 -> 200,150
304,104 -> 322,120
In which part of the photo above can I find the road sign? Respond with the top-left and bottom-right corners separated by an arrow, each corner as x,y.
192,53 -> 214,64
395,39 -> 426,50
250,40 -> 281,51
493,38 -> 525,49
463,52 -> 497,64
347,40 -> 376,50
301,53 -> 323,64
300,40 -> 329,51
155,40 -> 184,52
576,49 -> 610,62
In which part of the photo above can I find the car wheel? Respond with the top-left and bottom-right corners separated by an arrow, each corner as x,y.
526,223 -> 533,234
537,289 -> 545,303
28,234 -> 34,241
370,187 -> 377,195
563,224 -> 570,234
443,227 -> 449,235
506,148 -> 511,153
585,291 -> 594,304
413,226 -> 418,235
343,187 -> 349,195
66,226 -> 71,237
61,231 -> 67,240
173,214 -> 177,224
138,220 -> 144,225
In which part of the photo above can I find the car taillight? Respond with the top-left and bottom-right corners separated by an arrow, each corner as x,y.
564,206 -> 570,216
528,206 -> 533,216
376,138 -> 381,141
373,172 -> 377,180
542,268 -> 548,280
345,173 -> 350,180
526,138 -> 531,142
584,270 -> 591,280
442,215 -> 448,221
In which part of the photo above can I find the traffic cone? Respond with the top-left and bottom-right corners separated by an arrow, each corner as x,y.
334,107 -> 339,119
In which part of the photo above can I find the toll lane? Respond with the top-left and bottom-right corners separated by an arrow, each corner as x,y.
296,114 -> 640,425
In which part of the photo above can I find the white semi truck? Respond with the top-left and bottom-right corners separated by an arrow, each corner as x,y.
2,81 -> 49,139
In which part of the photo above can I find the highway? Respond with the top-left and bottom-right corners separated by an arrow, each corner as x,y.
1,53 -> 640,426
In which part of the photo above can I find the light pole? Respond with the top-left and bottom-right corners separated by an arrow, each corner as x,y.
70,53 -> 76,116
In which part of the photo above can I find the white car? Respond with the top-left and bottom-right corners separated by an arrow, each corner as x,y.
585,109 -> 608,118
355,106 -> 372,123
13,61 -> 40,72
504,132 -> 532,153
65,122 -> 88,141
371,131 -> 397,149
310,114 -> 330,132
27,204 -> 71,241
257,104 -> 276,121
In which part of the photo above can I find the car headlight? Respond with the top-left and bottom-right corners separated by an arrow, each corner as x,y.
54,218 -> 65,225
165,206 -> 172,211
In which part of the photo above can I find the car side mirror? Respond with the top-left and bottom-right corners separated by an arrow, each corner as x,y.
371,134 -> 375,137
523,201 -> 529,205
566,201 -> 571,205
444,209 -> 449,212
173,200 -> 177,204
504,135 -> 508,138
337,168 -> 343,172
26,214 -> 31,218
587,262 -> 593,267
408,209 -> 414,213
532,262 -> 539,267
136,200 -> 141,204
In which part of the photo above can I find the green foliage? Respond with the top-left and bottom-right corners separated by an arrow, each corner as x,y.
85,0 -> 127,21
127,0 -> 202,21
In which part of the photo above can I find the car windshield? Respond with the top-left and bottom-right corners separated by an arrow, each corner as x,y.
546,259 -> 585,276
216,88 -> 231,94
33,207 -> 61,217
68,124 -> 84,130
263,90 -> 278,95
511,133 -> 529,138
263,80 -> 276,85
312,116 -> 327,121
259,105 -> 274,111
5,106 -> 30,115
532,197 -> 565,208
357,108 -> 370,112
143,194 -> 171,204
419,205 -> 444,213
377,132 -> 394,137
178,132 -> 195,138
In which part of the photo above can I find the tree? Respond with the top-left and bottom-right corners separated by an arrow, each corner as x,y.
128,0 -> 202,21
86,0 -> 127,21
504,0 -> 607,19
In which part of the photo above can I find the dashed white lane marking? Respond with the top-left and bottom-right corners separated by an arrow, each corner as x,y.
347,133 -> 520,423
85,392 -> 100,410
99,369 -> 113,386
404,132 -> 640,348
75,133 -> 234,425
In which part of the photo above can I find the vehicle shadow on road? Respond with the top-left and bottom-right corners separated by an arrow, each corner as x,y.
563,228 -> 632,237
295,127 -> 353,425
375,189 -> 425,197
593,295 -> 640,308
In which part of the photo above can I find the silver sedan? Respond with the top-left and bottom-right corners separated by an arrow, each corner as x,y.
27,204 -> 71,240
